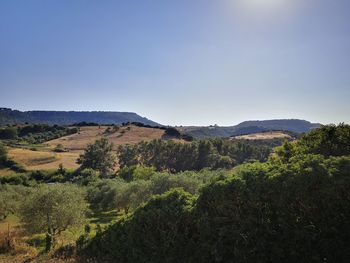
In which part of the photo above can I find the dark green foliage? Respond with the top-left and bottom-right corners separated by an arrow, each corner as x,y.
0,124 -> 78,144
194,155 -> 350,262
80,124 -> 350,262
86,170 -> 214,213
118,165 -> 156,182
0,174 -> 30,186
163,127 -> 181,137
77,138 -> 116,177
80,189 -> 196,263
297,123 -> 350,157
81,154 -> 350,263
274,123 -> 350,161
118,138 -> 271,173
0,143 -> 25,172
0,127 -> 18,140
0,142 -> 7,167
87,180 -> 125,211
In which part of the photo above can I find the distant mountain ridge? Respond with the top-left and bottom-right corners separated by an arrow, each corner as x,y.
0,108 -> 160,126
178,119 -> 322,139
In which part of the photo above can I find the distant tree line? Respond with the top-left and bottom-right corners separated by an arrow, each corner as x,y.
0,143 -> 25,172
0,124 -> 78,143
118,138 -> 271,173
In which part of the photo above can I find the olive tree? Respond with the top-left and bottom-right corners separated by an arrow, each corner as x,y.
21,184 -> 88,251
0,185 -> 29,221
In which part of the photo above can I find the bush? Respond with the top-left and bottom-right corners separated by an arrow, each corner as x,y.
118,165 -> 155,182
81,155 -> 350,262
53,244 -> 76,259
193,155 -> 350,262
54,144 -> 66,152
0,127 -> 18,140
80,189 -> 196,262
0,174 -> 31,186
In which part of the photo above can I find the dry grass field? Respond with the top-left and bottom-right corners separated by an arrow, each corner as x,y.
233,131 -> 292,140
47,125 -> 166,151
8,148 -> 80,171
6,125 -> 171,171
0,168 -> 15,176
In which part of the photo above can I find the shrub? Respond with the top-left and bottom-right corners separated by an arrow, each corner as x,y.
80,189 -> 196,262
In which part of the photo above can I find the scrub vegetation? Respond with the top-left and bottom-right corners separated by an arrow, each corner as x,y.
0,123 -> 349,262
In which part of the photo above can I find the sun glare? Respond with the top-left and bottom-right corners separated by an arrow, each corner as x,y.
227,0 -> 297,25
243,0 -> 286,9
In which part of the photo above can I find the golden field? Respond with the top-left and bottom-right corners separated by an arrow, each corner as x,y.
6,125 -> 169,171
232,131 -> 293,140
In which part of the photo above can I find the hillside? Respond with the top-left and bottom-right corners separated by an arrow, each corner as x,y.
47,125 -> 169,151
6,124 -> 182,171
178,119 -> 321,139
0,108 -> 160,126
235,119 -> 321,133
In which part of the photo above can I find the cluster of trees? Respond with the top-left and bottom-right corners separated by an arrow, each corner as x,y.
0,143 -> 24,172
79,124 -> 350,262
121,122 -> 193,141
0,124 -> 78,143
0,183 -> 88,252
86,168 -> 224,214
1,124 -> 349,261
118,139 -> 271,173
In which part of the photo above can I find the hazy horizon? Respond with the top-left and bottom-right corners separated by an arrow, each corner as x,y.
1,0 -> 349,126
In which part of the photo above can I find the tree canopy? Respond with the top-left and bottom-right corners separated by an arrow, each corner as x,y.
77,138 -> 116,177
21,184 -> 88,251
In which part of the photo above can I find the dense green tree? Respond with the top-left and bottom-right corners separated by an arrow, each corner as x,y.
274,124 -> 350,160
21,184 -> 88,251
81,189 -> 196,263
77,138 -> 116,177
196,140 -> 214,170
0,127 -> 18,140
0,185 -> 30,221
114,180 -> 152,214
117,138 -> 271,173
0,142 -> 7,167
193,154 -> 350,262
87,179 -> 125,211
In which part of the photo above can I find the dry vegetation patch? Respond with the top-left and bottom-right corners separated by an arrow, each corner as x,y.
5,125 -> 172,171
233,131 -> 292,140
47,125 -> 166,151
8,148 -> 79,171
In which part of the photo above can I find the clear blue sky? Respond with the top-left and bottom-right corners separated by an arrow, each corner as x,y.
0,0 -> 349,126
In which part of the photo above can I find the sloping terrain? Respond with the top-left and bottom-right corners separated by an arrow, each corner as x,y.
0,108 -> 160,126
47,125 -> 167,151
178,119 -> 321,139
7,125 -> 176,171
8,148 -> 79,170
